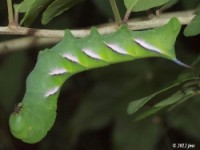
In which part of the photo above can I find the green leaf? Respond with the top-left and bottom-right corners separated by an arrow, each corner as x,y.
127,73 -> 199,119
17,0 -> 54,26
134,80 -> 199,121
15,0 -> 33,12
124,0 -> 170,12
123,0 -> 139,11
184,10 -> 200,36
127,82 -> 180,115
134,89 -> 194,121
42,0 -> 83,25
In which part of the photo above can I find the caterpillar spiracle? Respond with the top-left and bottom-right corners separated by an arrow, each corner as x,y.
9,17 -> 189,143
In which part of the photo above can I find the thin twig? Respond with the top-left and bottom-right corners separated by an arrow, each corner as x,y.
109,0 -> 122,25
123,10 -> 132,23
7,0 -> 15,26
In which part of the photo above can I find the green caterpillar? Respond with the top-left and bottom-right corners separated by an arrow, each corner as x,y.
9,18 -> 189,143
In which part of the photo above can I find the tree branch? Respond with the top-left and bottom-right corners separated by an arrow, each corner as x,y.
0,10 -> 195,38
0,37 -> 60,54
0,10 -> 195,53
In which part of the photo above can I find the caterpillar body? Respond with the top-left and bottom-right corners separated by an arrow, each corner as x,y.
9,18 -> 188,143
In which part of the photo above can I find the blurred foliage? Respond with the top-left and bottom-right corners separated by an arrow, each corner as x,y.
15,0 -> 85,26
124,0 -> 170,12
0,0 -> 200,149
41,0 -> 84,25
184,9 -> 200,36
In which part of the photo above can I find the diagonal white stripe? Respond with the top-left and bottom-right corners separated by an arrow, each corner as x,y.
105,42 -> 128,54
63,53 -> 79,63
45,86 -> 59,97
49,68 -> 67,75
134,38 -> 162,53
82,48 -> 102,60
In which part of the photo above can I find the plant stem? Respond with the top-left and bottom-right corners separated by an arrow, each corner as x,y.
7,0 -> 15,26
123,10 -> 131,23
109,0 -> 122,25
